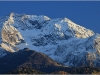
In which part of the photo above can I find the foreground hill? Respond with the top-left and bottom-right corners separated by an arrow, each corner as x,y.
0,49 -> 62,74
0,49 -> 100,74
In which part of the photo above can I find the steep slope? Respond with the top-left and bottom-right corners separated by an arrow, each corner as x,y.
0,13 -> 100,67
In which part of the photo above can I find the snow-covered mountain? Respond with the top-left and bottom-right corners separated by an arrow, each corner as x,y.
0,12 -> 100,67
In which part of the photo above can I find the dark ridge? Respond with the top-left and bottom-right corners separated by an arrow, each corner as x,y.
0,49 -> 62,74
0,49 -> 100,74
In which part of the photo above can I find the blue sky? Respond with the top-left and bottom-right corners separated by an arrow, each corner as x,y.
0,1 -> 100,33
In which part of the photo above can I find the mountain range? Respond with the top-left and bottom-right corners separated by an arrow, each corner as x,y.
0,13 -> 100,74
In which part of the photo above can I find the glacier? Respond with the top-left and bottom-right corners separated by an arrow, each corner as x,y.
0,12 -> 100,67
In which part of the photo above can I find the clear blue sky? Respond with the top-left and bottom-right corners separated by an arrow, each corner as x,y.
0,1 -> 100,33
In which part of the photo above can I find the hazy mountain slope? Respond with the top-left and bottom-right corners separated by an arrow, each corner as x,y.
0,13 -> 100,67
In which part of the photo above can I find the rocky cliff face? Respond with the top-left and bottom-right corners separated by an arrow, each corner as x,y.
0,13 -> 27,52
0,13 -> 100,67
